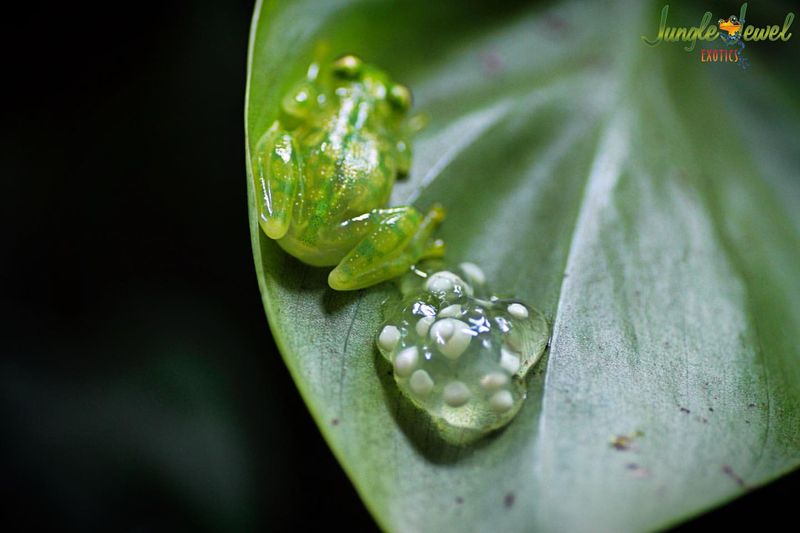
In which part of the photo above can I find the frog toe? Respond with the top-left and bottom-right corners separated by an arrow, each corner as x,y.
259,216 -> 289,240
328,267 -> 358,291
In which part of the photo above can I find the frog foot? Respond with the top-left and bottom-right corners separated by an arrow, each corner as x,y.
328,205 -> 446,290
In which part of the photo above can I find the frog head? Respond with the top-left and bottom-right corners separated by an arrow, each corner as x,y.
329,54 -> 413,116
279,54 -> 413,132
718,15 -> 742,36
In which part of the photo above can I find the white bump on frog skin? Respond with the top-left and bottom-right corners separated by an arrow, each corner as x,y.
507,303 -> 529,319
378,325 -> 400,352
430,318 -> 472,359
460,262 -> 486,285
443,381 -> 471,407
438,304 -> 462,318
307,62 -> 319,80
489,390 -> 514,412
500,346 -> 521,374
394,346 -> 418,377
415,316 -> 435,337
409,369 -> 434,396
424,271 -> 473,296
480,371 -> 509,390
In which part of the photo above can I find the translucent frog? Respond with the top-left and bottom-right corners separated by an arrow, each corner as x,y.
376,262 -> 549,443
251,54 -> 444,290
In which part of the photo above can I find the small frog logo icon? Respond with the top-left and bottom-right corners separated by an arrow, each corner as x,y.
718,15 -> 742,36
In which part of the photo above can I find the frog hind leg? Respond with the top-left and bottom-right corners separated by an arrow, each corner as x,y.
328,204 -> 445,291
251,122 -> 303,240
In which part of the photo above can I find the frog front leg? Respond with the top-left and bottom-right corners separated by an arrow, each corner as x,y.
328,205 -> 446,290
251,122 -> 302,239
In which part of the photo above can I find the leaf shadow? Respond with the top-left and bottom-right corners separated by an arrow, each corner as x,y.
257,233 -> 380,316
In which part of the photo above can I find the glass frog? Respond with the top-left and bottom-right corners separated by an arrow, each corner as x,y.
376,261 -> 549,443
251,55 -> 444,290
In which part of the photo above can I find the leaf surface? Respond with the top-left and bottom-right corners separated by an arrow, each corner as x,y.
246,1 -> 800,530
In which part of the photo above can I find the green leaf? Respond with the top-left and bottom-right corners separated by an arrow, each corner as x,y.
245,0 -> 800,530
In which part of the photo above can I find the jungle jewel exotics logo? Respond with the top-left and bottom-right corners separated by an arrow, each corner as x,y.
641,2 -> 795,69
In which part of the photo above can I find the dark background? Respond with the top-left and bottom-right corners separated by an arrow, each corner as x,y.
1,0 -> 797,530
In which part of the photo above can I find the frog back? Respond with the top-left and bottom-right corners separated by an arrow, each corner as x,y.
294,124 -> 398,226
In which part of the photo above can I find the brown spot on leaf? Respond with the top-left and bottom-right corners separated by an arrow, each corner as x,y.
610,431 -> 643,451
542,13 -> 570,37
504,492 -> 515,508
625,463 -> 651,478
479,51 -> 504,75
722,465 -> 746,488
611,436 -> 633,450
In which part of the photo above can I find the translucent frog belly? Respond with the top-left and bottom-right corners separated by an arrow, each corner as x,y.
376,262 -> 549,442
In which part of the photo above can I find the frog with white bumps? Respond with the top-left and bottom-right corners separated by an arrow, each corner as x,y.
376,262 -> 549,441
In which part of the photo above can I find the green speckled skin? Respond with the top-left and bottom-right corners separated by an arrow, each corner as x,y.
252,55 -> 445,290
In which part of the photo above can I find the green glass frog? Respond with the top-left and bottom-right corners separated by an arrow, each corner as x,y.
251,55 -> 445,290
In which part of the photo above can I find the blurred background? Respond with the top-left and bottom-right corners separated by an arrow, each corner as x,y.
1,0 -> 797,530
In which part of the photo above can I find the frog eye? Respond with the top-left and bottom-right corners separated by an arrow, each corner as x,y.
388,84 -> 412,112
729,15 -> 738,23
332,54 -> 363,79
